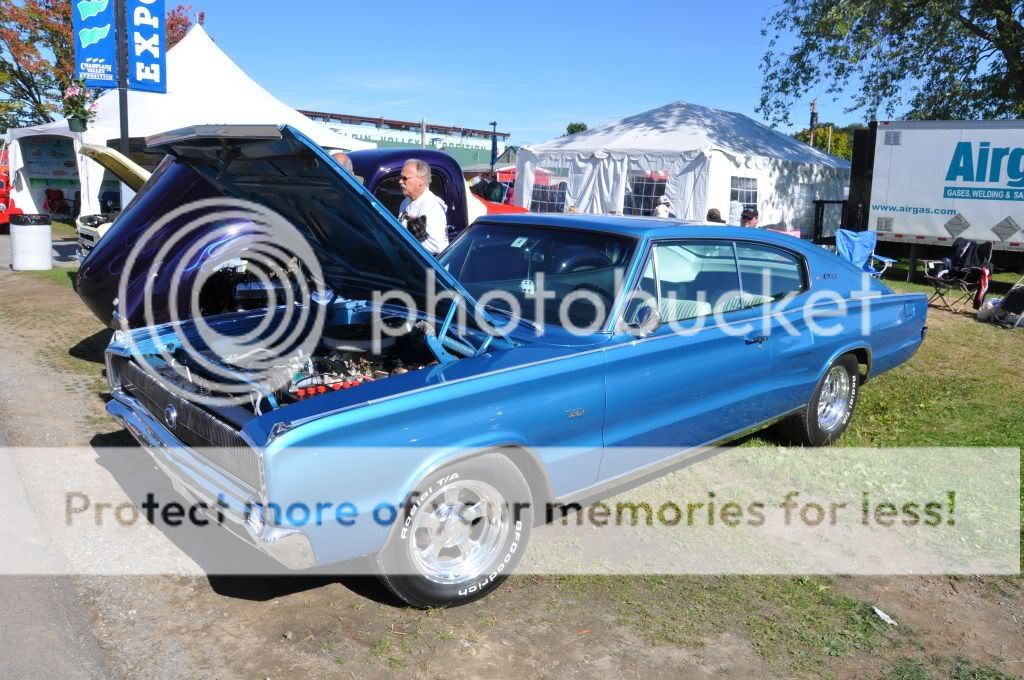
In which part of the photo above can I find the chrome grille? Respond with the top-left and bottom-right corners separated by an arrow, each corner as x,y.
117,359 -> 261,488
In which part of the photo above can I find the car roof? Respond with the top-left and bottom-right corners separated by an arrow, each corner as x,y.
475,213 -> 812,247
348,147 -> 457,167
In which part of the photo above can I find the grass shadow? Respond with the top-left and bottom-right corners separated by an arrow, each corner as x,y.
70,328 -> 113,364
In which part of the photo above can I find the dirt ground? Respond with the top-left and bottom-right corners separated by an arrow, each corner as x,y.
0,266 -> 1021,680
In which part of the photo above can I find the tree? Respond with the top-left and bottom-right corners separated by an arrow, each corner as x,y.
166,4 -> 205,49
758,0 -> 1024,127
565,121 -> 588,135
0,2 -> 201,130
791,122 -> 863,160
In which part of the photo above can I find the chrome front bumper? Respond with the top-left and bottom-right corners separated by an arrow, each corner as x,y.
106,391 -> 316,569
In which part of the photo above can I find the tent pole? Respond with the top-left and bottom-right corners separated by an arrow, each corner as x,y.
115,0 -> 129,155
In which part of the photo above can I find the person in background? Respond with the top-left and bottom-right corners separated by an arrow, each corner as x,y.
740,208 -> 759,227
331,151 -> 353,175
654,195 -> 672,218
706,208 -> 726,223
398,158 -> 449,255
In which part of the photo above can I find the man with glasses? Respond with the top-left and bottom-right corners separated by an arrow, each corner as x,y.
398,158 -> 449,254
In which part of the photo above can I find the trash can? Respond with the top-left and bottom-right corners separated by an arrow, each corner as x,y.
9,213 -> 53,271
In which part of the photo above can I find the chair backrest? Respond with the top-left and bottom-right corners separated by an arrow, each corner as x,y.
44,187 -> 64,201
976,240 -> 993,265
835,229 -> 878,272
949,238 -> 993,270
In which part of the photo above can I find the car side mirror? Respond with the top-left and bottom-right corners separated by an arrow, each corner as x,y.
632,305 -> 662,337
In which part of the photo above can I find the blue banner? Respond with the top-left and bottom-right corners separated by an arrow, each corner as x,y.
126,0 -> 167,93
944,186 -> 1024,202
72,0 -> 118,89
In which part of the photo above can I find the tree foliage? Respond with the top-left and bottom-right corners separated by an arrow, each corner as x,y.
565,121 -> 588,135
759,0 -> 1024,126
0,1 -> 200,130
792,122 -> 863,160
166,4 -> 205,49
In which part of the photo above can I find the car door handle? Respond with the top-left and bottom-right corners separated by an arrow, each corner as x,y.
745,335 -> 769,345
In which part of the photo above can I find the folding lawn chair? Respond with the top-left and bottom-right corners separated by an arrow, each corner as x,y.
994,274 -> 1024,329
835,229 -> 896,278
921,238 -> 993,313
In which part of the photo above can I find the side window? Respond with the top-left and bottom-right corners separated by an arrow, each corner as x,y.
623,170 -> 669,216
730,176 -> 758,212
373,172 -> 449,219
735,244 -> 806,305
429,174 -> 447,206
374,175 -> 405,217
628,241 -> 745,324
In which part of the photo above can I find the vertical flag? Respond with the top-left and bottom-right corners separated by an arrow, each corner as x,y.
73,0 -> 119,88
126,0 -> 167,93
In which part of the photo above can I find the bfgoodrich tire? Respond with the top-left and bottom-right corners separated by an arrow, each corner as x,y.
376,453 -> 533,608
776,354 -> 860,446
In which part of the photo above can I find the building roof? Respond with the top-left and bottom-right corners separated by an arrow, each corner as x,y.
299,110 -> 510,141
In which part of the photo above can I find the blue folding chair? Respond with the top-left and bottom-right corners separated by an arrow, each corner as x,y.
836,229 -> 896,278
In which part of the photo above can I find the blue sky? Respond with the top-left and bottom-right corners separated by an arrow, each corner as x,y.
204,0 -> 864,145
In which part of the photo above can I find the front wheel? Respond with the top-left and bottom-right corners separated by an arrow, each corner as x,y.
775,354 -> 860,446
376,453 -> 533,608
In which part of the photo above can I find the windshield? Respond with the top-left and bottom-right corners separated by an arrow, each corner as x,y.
439,223 -> 637,331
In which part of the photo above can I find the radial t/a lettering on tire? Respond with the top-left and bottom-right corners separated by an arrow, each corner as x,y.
776,354 -> 860,447
376,453 -> 533,608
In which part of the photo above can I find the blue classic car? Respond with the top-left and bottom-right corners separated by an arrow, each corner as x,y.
104,125 -> 927,607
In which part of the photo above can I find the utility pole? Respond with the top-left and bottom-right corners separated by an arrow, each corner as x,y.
420,119 -> 426,149
489,121 -> 498,175
808,99 -> 818,147
827,125 -> 833,155
115,0 -> 129,155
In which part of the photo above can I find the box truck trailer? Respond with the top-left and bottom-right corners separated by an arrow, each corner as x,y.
847,120 -> 1024,263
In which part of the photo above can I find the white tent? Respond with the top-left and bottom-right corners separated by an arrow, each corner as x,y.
515,101 -> 850,232
6,24 -> 373,216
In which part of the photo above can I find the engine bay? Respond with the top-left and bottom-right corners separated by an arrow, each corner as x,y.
150,317 -> 443,416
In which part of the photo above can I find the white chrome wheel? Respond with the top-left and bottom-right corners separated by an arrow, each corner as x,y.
407,480 -> 510,585
817,365 -> 851,431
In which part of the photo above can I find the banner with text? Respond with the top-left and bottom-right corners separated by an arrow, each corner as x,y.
73,0 -> 118,88
126,0 -> 166,93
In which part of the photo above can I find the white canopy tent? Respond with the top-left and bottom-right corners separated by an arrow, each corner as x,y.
515,101 -> 850,232
6,24 -> 374,216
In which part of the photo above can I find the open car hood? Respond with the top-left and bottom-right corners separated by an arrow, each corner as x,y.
80,144 -> 150,191
145,124 -> 483,317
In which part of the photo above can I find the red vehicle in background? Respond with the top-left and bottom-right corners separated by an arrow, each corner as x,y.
0,148 -> 25,231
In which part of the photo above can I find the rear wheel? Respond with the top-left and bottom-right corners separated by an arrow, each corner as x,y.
376,453 -> 533,608
775,354 -> 860,446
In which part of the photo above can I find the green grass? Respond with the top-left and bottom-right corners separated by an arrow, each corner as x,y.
16,267 -> 77,289
880,655 -> 1019,680
882,658 -> 932,680
949,656 -> 1017,680
581,574 -> 901,673
51,219 -> 77,240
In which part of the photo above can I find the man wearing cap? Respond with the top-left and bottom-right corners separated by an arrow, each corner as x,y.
654,195 -> 672,218
740,208 -> 759,227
